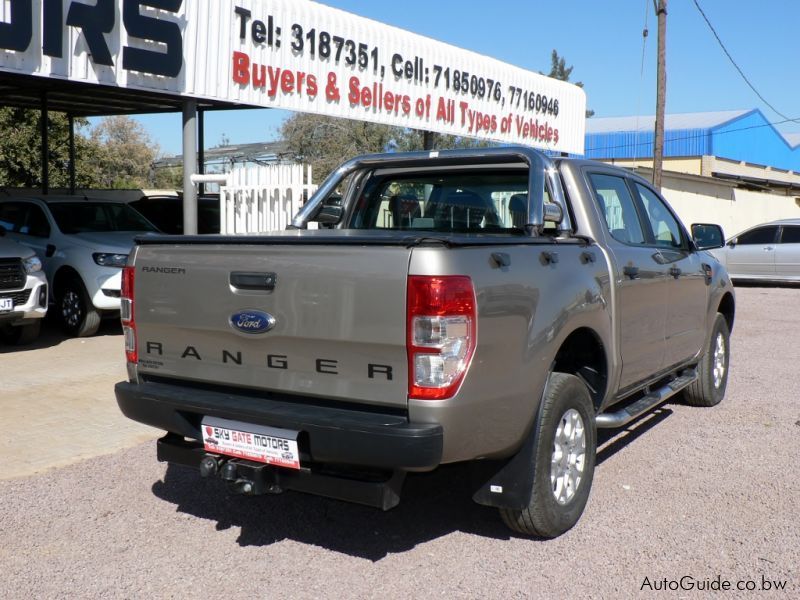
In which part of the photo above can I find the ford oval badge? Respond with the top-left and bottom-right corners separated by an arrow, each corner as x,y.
229,310 -> 276,334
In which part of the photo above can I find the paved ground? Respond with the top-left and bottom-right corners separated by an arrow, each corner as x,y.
0,317 -> 157,480
0,286 -> 797,598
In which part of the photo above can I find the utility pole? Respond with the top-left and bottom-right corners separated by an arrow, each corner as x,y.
423,130 -> 436,151
653,0 -> 667,190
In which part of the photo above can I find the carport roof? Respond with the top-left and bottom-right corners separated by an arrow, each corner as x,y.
0,72 -> 250,116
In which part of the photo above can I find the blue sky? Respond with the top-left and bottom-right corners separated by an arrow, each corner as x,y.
129,0 -> 800,156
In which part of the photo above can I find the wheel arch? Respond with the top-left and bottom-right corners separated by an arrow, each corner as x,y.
52,265 -> 83,295
717,292 -> 735,333
551,327 -> 609,410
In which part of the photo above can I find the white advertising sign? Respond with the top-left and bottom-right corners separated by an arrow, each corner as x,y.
0,0 -> 586,153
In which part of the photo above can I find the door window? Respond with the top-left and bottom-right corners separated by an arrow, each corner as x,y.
588,173 -> 645,244
779,225 -> 800,244
737,226 -> 778,245
635,183 -> 683,248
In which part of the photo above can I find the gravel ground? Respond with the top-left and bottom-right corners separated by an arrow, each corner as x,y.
1,286 -> 798,599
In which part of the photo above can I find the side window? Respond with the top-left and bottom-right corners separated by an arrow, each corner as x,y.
779,226 -> 800,244
737,226 -> 778,245
635,183 -> 683,248
24,205 -> 51,238
588,173 -> 645,244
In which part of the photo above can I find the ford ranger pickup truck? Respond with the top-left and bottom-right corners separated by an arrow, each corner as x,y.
115,147 -> 734,538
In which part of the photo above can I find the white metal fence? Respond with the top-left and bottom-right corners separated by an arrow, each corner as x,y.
220,164 -> 317,234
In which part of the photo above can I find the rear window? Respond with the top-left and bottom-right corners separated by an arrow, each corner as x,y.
347,170 -> 542,233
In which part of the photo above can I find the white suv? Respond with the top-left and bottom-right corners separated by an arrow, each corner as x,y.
0,196 -> 158,337
0,230 -> 47,344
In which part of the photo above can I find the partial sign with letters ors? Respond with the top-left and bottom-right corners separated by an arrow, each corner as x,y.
0,0 -> 586,154
201,416 -> 301,470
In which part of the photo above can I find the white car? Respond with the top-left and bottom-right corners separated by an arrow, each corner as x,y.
0,230 -> 48,344
0,196 -> 158,337
710,219 -> 800,283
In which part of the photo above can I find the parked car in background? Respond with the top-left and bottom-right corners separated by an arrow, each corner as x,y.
0,196 -> 158,337
711,219 -> 800,283
0,227 -> 47,344
128,194 -> 221,234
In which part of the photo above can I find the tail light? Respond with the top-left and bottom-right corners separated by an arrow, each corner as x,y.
407,275 -> 477,400
121,266 -> 137,364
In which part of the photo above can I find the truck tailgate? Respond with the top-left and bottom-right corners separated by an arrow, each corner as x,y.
132,243 -> 411,408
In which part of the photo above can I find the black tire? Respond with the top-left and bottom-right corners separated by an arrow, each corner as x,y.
683,312 -> 730,407
57,277 -> 101,337
500,372 -> 597,538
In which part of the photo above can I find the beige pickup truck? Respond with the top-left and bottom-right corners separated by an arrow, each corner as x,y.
116,147 -> 734,538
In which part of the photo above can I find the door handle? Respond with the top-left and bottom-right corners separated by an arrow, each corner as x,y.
623,265 -> 640,279
669,266 -> 682,278
230,271 -> 277,291
763,246 -> 775,251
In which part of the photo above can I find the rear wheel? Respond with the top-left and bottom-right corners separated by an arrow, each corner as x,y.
57,277 -> 101,337
500,372 -> 597,538
0,320 -> 41,345
683,312 -> 730,407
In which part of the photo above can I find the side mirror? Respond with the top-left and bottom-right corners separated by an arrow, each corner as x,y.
691,223 -> 725,250
728,237 -> 737,248
311,194 -> 344,227
315,205 -> 343,224
543,203 -> 563,224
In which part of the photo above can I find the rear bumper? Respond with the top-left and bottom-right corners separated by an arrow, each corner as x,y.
115,380 -> 443,470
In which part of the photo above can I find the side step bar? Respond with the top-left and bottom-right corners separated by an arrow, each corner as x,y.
596,369 -> 698,429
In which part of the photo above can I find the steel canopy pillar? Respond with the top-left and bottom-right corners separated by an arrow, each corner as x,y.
182,99 -> 198,235
68,114 -> 76,194
198,108 -> 205,196
40,92 -> 48,195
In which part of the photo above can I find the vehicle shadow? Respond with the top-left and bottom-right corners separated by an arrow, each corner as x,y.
596,407 -> 673,465
152,462 -> 511,560
0,313 -> 121,354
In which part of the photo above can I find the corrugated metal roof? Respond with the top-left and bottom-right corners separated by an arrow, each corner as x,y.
585,109 -> 752,134
782,132 -> 800,148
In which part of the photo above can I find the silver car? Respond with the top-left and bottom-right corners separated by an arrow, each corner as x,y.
0,196 -> 158,337
711,218 -> 800,283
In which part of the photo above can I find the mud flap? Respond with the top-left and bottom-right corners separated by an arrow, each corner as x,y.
470,428 -> 540,510
470,375 -> 549,510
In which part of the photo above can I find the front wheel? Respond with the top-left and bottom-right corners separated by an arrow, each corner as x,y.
683,312 -> 730,407
500,372 -> 597,538
57,277 -> 101,337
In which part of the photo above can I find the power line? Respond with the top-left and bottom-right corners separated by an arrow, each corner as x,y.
692,0 -> 799,124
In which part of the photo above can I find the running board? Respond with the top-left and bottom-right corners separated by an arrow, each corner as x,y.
596,369 -> 698,429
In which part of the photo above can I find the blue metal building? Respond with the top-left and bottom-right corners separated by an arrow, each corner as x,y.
584,109 -> 800,172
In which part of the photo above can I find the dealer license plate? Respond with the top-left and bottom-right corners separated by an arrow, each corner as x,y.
200,416 -> 300,470
0,298 -> 12,312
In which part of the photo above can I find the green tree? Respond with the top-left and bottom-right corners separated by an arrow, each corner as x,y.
547,49 -> 594,118
0,108 -> 104,188
0,110 -> 160,190
280,114 -> 495,183
90,116 -> 159,189
281,113 -> 398,183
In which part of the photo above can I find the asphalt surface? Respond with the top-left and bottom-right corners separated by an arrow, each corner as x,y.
0,286 -> 798,598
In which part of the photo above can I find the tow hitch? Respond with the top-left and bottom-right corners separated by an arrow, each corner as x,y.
156,433 -> 406,509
